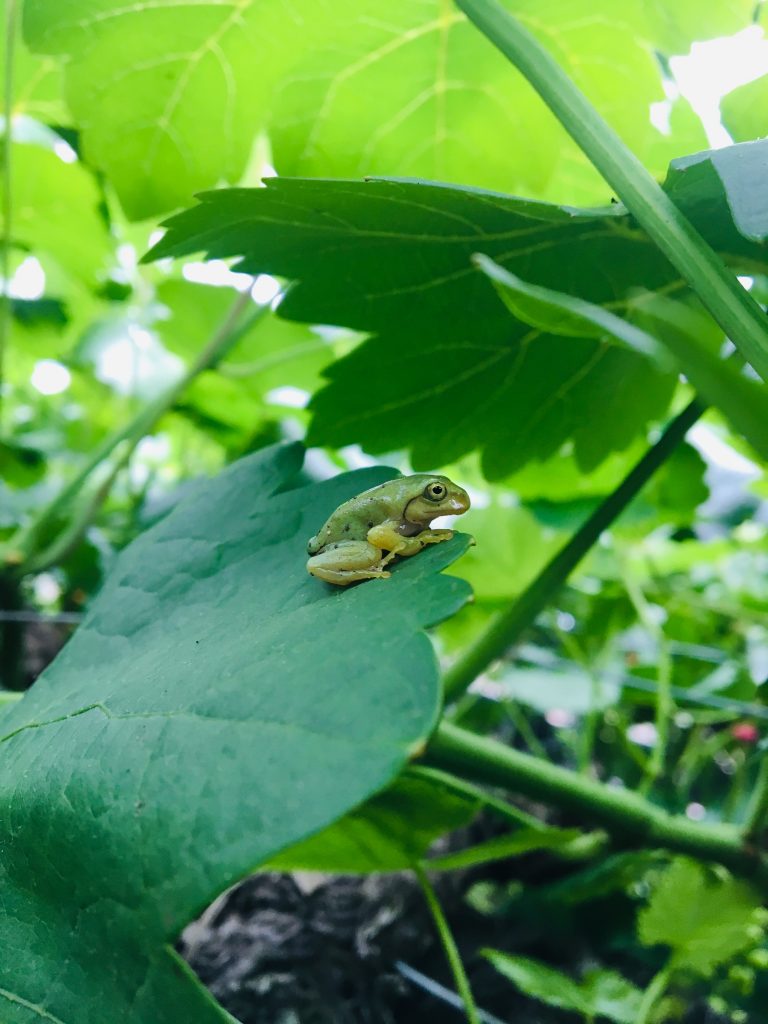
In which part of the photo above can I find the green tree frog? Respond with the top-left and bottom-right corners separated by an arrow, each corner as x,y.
306,475 -> 471,586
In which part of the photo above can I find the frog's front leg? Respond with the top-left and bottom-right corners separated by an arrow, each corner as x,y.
307,540 -> 390,586
367,523 -> 455,567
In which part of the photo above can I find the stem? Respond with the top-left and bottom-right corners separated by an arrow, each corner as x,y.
622,558 -> 674,795
425,721 -> 768,887
0,691 -> 22,706
443,399 -> 703,701
414,862 -> 481,1024
0,0 -> 17,432
743,755 -> 768,843
636,961 -> 674,1024
455,0 -> 768,382
4,290 -> 265,572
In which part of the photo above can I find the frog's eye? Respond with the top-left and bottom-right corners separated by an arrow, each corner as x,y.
424,481 -> 447,502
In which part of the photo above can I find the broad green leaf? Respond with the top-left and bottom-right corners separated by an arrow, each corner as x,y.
0,442 -> 472,1024
496,666 -> 620,714
146,177 -> 681,477
456,500 -> 562,600
427,824 -> 584,871
1,0 -> 66,122
483,950 -> 643,1023
638,858 -> 762,977
267,774 -> 478,873
475,256 -> 768,462
663,138 -> 768,244
721,75 -> 768,147
3,140 -> 113,285
21,0 -> 735,218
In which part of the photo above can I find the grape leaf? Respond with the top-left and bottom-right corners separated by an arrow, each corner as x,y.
638,858 -> 761,977
0,442 -> 471,1024
146,155 -> 768,475
21,0 -> 751,218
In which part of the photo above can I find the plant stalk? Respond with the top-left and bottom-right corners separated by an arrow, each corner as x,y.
743,755 -> 768,843
455,0 -> 768,383
4,290 -> 265,572
425,721 -> 768,887
443,398 -> 703,701
414,862 -> 481,1024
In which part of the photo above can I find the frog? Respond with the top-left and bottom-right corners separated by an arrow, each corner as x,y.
306,474 -> 471,586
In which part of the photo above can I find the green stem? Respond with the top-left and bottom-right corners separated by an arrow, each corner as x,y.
621,557 -> 674,795
636,960 -> 674,1024
5,290 -> 265,572
443,398 -> 703,701
219,337 -> 328,378
0,690 -> 22,706
743,755 -> 768,843
0,0 -> 17,432
413,862 -> 481,1024
455,0 -> 768,382
424,721 -> 768,887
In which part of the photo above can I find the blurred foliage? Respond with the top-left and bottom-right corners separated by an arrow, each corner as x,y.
2,1 -> 768,1021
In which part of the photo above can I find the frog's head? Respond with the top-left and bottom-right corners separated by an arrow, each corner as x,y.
403,475 -> 471,527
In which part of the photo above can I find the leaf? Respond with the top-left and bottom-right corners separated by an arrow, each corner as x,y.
21,0 -> 742,218
3,140 -> 113,286
475,256 -> 768,463
663,138 -> 768,244
474,253 -> 664,359
455,500 -> 562,600
0,442 -> 472,1024
721,76 -> 768,147
146,176 -> 682,477
638,858 -> 762,977
427,824 -> 583,871
496,666 -> 620,714
267,774 -> 478,873
483,950 -> 642,1023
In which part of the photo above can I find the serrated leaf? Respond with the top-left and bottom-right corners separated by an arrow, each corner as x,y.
146,177 -> 683,477
483,950 -> 642,1023
0,442 -> 472,1024
638,858 -> 761,977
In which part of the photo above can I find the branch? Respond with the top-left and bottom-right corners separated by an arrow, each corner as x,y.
4,289 -> 267,573
443,398 -> 703,701
424,721 -> 768,887
455,0 -> 768,383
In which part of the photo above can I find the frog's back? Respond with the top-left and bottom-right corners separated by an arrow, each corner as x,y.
306,483 -> 397,554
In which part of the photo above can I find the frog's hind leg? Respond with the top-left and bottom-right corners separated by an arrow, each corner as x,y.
307,540 -> 389,586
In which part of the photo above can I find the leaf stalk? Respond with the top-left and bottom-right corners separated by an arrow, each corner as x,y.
455,0 -> 768,382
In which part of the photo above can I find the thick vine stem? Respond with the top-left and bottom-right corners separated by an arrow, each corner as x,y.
455,0 -> 768,383
443,398 -> 704,701
424,722 -> 768,887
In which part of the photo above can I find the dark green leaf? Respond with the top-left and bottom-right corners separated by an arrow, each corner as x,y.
146,177 -> 680,477
663,138 -> 768,244
0,442 -> 472,1023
